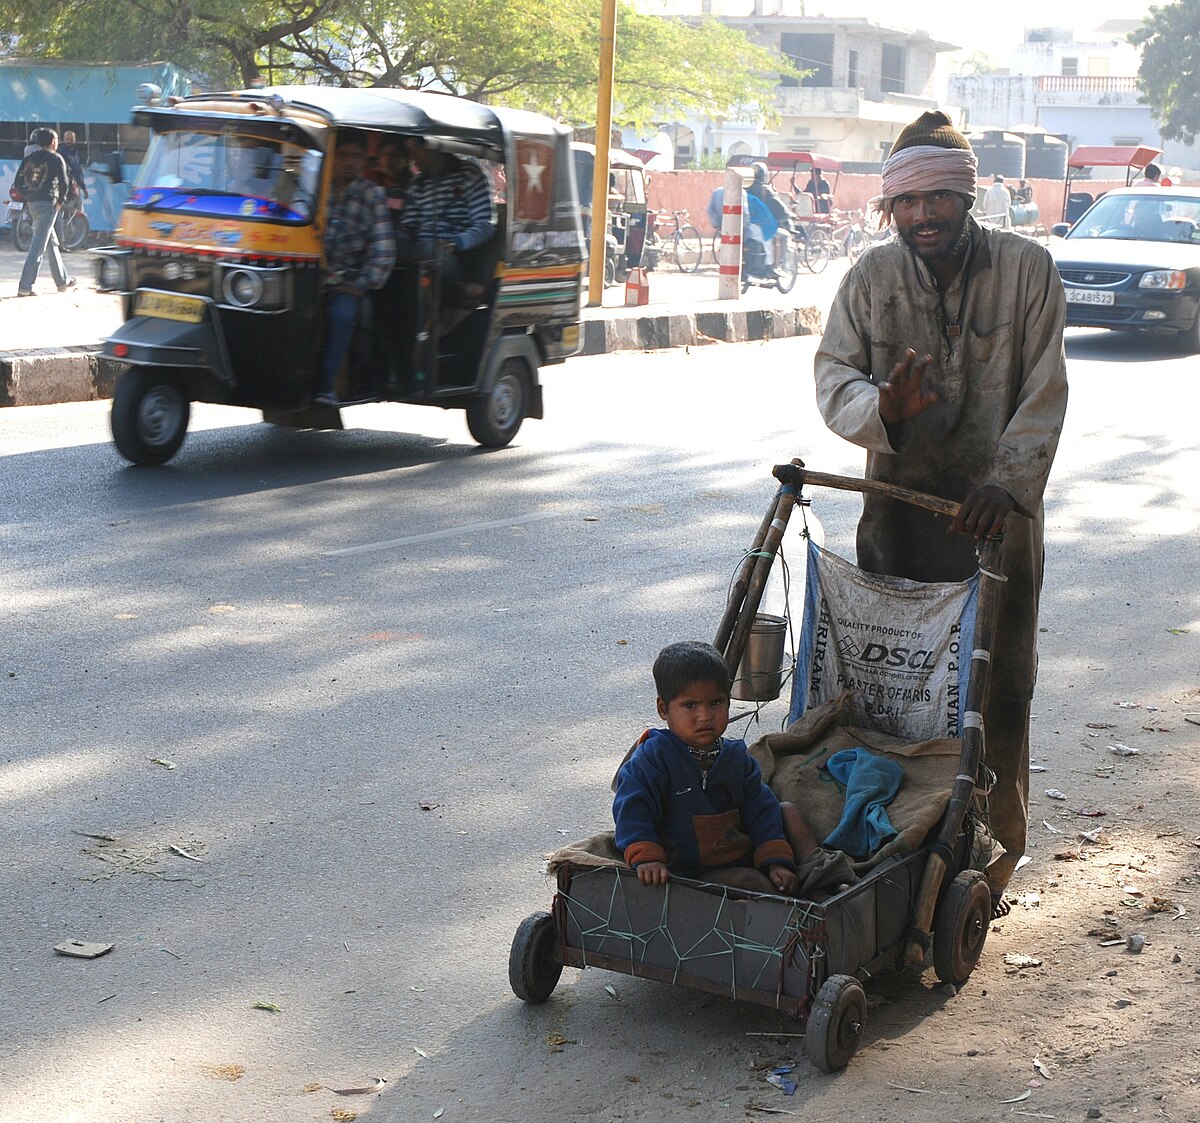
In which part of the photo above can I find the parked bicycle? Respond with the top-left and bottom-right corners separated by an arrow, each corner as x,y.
649,208 -> 705,272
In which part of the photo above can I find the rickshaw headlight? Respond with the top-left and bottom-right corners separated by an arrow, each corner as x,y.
223,268 -> 265,308
94,254 -> 127,292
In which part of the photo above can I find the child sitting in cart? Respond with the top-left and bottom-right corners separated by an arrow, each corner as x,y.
613,640 -> 821,896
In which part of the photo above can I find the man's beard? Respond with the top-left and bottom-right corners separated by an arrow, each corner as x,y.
898,212 -> 968,261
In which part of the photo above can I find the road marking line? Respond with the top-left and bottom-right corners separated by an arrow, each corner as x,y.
323,510 -> 562,556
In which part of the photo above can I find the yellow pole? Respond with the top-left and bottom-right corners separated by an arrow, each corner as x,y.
587,0 -> 618,307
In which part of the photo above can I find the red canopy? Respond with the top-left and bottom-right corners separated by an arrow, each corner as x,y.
727,151 -> 843,172
1067,145 -> 1163,171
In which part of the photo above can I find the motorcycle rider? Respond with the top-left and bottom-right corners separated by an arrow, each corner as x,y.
707,166 -> 780,279
747,162 -> 794,279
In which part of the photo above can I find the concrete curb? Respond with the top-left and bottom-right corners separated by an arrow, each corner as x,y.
0,304 -> 825,407
581,304 -> 823,355
0,348 -> 122,407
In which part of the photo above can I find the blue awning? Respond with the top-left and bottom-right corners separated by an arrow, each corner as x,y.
0,60 -> 192,124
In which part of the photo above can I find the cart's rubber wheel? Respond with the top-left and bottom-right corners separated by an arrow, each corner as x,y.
933,869 -> 992,986
466,359 -> 526,448
805,974 -> 867,1072
110,369 -> 190,466
508,910 -> 562,1004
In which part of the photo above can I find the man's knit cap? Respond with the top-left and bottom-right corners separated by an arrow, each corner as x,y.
892,111 -> 971,153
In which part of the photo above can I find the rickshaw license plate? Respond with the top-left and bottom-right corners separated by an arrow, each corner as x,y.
1065,288 -> 1114,306
135,292 -> 206,323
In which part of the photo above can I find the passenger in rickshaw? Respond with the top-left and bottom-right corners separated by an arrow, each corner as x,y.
803,166 -> 832,214
613,641 -> 823,895
397,138 -> 495,286
377,136 -> 414,228
313,131 -> 395,407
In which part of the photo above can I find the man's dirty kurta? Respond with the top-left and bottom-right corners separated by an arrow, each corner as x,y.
814,218 -> 1068,891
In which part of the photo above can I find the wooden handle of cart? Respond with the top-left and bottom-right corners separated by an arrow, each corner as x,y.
772,463 -> 961,519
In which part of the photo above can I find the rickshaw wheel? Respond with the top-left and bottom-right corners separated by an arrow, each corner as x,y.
111,369 -> 191,466
508,910 -> 562,1004
933,869 -> 992,986
466,359 -> 526,448
805,974 -> 866,1072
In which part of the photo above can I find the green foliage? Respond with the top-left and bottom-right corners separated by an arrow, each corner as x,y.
0,0 -> 787,129
1130,2 -> 1200,144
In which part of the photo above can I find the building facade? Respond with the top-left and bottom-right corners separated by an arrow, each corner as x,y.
630,0 -> 959,170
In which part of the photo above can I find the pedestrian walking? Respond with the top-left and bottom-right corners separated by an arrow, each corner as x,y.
14,127 -> 77,297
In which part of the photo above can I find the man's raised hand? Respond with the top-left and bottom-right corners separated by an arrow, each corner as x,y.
878,349 -> 938,425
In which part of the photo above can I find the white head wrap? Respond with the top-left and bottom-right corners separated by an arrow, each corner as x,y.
875,145 -> 979,215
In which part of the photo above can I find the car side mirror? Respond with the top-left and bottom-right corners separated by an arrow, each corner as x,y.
1050,223 -> 1070,237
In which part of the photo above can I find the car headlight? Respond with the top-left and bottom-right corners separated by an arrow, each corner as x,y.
222,268 -> 265,307
1139,270 -> 1187,291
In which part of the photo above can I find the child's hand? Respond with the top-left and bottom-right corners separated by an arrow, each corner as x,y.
767,865 -> 799,896
636,861 -> 670,886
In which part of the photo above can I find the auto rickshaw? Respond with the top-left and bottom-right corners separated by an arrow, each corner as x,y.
570,143 -> 649,285
94,85 -> 585,465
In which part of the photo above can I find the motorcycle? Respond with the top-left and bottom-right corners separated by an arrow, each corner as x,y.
8,186 -> 90,253
739,227 -> 799,294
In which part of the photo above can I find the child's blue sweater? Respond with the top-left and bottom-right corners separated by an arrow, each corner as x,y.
613,728 -> 795,877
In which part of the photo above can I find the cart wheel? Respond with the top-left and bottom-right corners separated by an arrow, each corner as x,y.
933,869 -> 992,986
508,911 -> 562,1004
805,974 -> 867,1072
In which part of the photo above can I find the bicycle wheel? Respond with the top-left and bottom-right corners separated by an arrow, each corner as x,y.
63,211 -> 90,252
803,226 -> 833,274
776,236 -> 800,293
846,227 -> 869,263
709,231 -> 721,267
673,224 -> 704,272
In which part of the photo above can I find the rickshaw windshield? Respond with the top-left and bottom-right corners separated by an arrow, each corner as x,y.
128,131 -> 323,222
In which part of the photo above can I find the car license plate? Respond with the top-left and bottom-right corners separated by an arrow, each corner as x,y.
1064,288 -> 1115,306
135,291 -> 206,323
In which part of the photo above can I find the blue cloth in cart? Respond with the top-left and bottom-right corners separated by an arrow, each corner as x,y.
822,747 -> 904,859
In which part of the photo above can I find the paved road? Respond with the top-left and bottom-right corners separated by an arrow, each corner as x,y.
2,313 -> 1197,1120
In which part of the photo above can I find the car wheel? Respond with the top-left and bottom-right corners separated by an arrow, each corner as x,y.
110,369 -> 190,466
466,359 -> 526,448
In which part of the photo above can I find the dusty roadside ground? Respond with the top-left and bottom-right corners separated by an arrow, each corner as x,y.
381,687 -> 1200,1123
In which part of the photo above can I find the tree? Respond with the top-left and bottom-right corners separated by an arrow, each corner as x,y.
0,0 -> 787,128
1130,1 -> 1200,144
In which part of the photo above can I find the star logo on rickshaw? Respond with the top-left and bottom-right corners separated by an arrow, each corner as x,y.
522,151 -> 546,194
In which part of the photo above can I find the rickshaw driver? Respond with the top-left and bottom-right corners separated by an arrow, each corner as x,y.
814,110 -> 1068,919
313,132 -> 396,407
